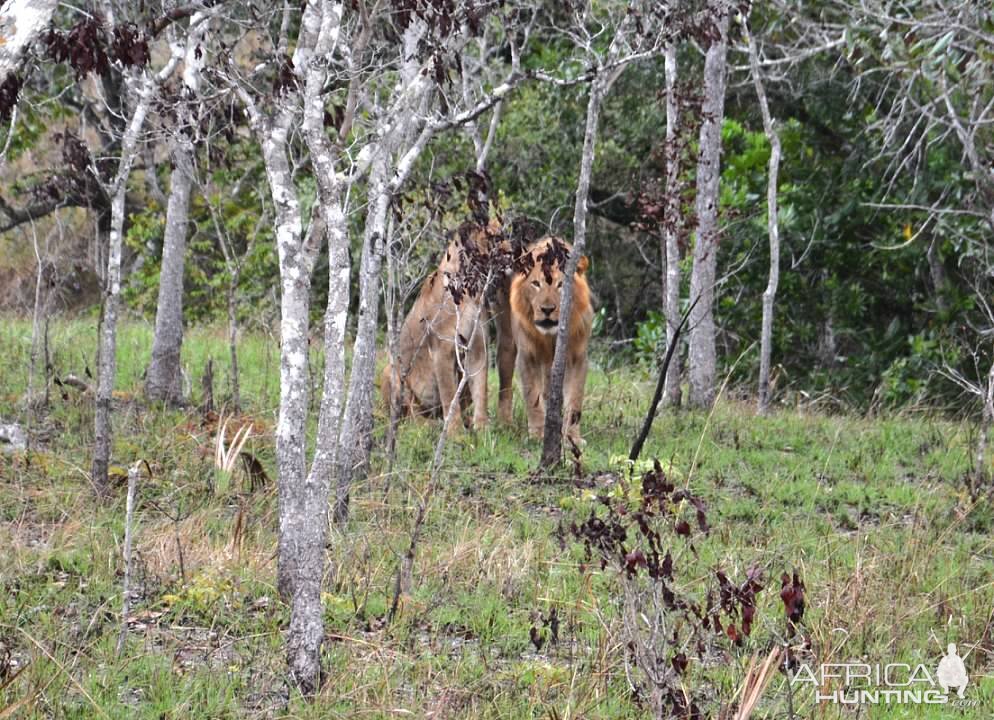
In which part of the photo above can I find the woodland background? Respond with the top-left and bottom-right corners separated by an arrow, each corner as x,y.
1,0 -> 991,412
0,0 -> 993,718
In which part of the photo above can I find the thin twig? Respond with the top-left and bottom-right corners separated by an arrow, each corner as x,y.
116,461 -> 141,657
629,296 -> 700,464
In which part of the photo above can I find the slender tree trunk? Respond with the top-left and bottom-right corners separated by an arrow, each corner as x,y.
235,79 -> 317,638
283,1 -> 348,691
687,6 -> 730,409
247,108 -> 320,694
28,221 -> 47,408
662,42 -> 682,407
116,462 -> 139,656
335,153 -> 390,523
145,123 -> 194,404
43,315 -> 50,406
334,16 -> 434,522
383,216 -> 403,468
279,251 -> 322,692
260,126 -> 311,606
541,70 -> 614,467
817,311 -> 836,368
92,177 -> 131,491
748,24 -> 781,415
92,73 -> 164,492
145,13 -> 209,405
227,272 -> 241,410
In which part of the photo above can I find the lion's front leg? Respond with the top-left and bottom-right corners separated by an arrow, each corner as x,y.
518,353 -> 545,439
466,328 -> 489,431
563,353 -> 589,447
431,340 -> 462,436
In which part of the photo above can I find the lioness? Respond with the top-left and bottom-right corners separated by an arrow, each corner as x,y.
381,221 -> 500,435
499,235 -> 593,445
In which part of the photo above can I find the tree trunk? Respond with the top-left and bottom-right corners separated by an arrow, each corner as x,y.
28,221 -> 48,408
227,274 -> 241,410
817,312 -> 836,368
335,153 -> 390,523
92,74 -> 161,492
284,0 -> 349,691
662,42 -> 682,408
250,107 -> 319,698
541,72 -> 612,467
145,123 -> 193,404
748,23 -> 781,415
259,126 -> 310,606
686,6 -> 730,409
92,193 -> 127,491
383,216 -> 403,468
0,0 -> 58,85
333,15 -> 433,523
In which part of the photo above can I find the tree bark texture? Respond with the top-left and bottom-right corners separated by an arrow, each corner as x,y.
145,14 -> 209,405
662,42 -> 683,408
687,6 -> 730,408
927,239 -> 948,313
335,153 -> 390,523
0,0 -> 58,85
145,123 -> 194,404
286,0 -> 347,694
259,118 -> 310,608
747,24 -> 781,415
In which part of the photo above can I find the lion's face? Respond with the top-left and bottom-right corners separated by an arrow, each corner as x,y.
439,219 -> 504,297
515,240 -> 589,336
505,235 -> 593,443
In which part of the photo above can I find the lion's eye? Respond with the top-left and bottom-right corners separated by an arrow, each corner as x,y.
557,280 -> 563,289
531,280 -> 541,288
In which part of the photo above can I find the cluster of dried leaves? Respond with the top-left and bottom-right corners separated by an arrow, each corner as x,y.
42,17 -> 149,80
559,460 -> 807,718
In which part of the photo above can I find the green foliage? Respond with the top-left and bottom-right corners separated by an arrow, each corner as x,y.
123,203 -> 167,312
122,141 -> 281,326
632,309 -> 664,366
162,570 -> 235,621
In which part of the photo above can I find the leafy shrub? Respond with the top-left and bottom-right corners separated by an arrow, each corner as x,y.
633,310 -> 665,366
559,461 -> 808,718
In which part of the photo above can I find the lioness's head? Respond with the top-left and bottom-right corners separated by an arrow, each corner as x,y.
513,236 -> 589,336
438,218 -> 505,299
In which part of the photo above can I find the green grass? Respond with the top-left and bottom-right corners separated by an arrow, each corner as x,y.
1,316 -> 992,718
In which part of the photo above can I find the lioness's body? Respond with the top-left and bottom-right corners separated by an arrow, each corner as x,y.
498,236 -> 593,445
381,225 -> 494,435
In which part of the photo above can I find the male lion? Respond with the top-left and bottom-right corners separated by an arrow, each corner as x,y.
381,221 -> 500,435
499,235 -> 593,445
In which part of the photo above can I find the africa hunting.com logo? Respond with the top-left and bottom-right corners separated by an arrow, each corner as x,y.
790,643 -> 978,706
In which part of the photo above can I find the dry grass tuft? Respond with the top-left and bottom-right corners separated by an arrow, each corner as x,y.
140,503 -> 273,582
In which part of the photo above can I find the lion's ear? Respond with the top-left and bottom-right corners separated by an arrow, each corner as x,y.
577,255 -> 590,275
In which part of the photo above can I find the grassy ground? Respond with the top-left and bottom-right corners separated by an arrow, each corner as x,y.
0,317 -> 992,718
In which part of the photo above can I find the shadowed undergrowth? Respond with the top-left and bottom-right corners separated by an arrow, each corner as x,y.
0,318 -> 991,718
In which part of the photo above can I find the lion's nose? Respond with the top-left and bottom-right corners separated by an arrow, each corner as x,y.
541,305 -> 555,316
